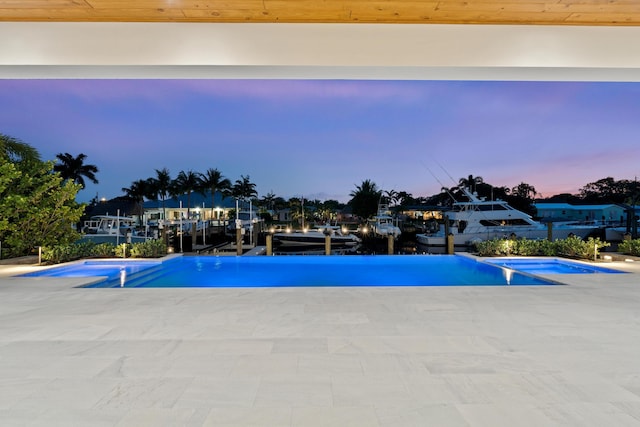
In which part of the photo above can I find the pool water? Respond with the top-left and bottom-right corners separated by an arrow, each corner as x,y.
20,261 -> 161,284
22,255 -> 556,288
483,257 -> 625,275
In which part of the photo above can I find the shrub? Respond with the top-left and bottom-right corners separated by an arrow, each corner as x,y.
91,243 -> 115,258
473,236 -> 609,260
537,239 -> 556,256
41,241 -> 96,264
617,238 -> 640,256
510,238 -> 539,256
130,239 -> 167,258
41,239 -> 166,264
474,239 -> 506,257
114,243 -> 131,258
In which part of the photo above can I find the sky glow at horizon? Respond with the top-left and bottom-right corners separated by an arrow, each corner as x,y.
1,79 -> 639,204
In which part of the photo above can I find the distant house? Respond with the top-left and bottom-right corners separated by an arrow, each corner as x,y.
397,205 -> 447,222
534,202 -> 625,224
143,191 -> 239,222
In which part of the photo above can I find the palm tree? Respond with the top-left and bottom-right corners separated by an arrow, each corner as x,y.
148,168 -> 171,222
287,197 -> 310,227
122,179 -> 154,218
458,174 -> 483,193
396,191 -> 414,206
53,152 -> 99,189
260,191 -> 277,211
0,133 -> 41,164
349,179 -> 382,220
384,189 -> 399,208
511,182 -> 537,200
231,175 -> 258,201
173,170 -> 202,219
200,168 -> 231,221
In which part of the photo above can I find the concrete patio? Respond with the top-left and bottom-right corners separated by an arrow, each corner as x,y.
1,258 -> 640,426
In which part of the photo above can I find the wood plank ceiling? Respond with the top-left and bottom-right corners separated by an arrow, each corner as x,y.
1,1 -> 639,26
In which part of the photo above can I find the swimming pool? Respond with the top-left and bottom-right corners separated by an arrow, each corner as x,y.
483,257 -> 625,275
21,255 -> 556,288
20,260 -> 162,286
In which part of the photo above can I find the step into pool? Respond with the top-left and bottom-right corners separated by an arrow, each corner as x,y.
483,257 -> 626,275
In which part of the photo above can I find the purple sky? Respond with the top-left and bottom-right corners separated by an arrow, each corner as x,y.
1,79 -> 639,203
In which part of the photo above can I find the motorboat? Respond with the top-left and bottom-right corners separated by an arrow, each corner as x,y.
416,188 -> 602,251
370,204 -> 401,239
272,224 -> 361,248
81,215 -> 150,244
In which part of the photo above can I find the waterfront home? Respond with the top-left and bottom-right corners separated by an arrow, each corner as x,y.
534,202 -> 625,224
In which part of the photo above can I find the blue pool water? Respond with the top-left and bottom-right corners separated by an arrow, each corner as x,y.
483,257 -> 625,275
20,261 -> 161,284
21,255 -> 557,288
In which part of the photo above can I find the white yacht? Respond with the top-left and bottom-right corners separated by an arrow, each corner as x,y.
370,204 -> 402,239
272,224 -> 361,248
416,188 -> 602,251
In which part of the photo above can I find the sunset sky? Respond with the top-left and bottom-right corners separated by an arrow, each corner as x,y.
1,79 -> 639,203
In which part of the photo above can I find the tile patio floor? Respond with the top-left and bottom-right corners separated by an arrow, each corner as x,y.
1,258 -> 640,426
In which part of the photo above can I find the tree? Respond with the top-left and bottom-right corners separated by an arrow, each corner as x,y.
511,182 -> 537,200
384,189 -> 400,208
200,168 -> 231,220
503,182 -> 537,215
260,191 -> 277,211
148,167 -> 171,222
396,191 -> 415,206
173,170 -> 202,218
53,152 -> 99,189
122,179 -> 155,218
0,133 -> 41,164
458,174 -> 484,193
580,177 -> 628,203
348,179 -> 382,220
0,158 -> 84,257
317,199 -> 342,223
231,175 -> 258,201
288,197 -> 311,227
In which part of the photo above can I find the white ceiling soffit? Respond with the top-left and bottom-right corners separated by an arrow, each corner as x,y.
1,23 -> 640,81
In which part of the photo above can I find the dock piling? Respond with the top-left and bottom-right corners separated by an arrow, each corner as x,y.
266,234 -> 273,256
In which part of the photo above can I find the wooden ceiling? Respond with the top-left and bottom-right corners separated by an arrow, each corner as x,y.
1,1 -> 639,26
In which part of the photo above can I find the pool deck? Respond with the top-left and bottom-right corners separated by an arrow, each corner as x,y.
1,257 -> 640,426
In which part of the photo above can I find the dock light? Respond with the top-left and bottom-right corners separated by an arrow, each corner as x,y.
286,227 -> 291,233
167,246 -> 174,254
269,227 -> 275,234
303,227 -> 309,233
342,227 -> 348,234
361,226 -> 368,234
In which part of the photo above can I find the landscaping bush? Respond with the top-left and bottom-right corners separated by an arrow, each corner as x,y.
91,242 -> 116,258
130,239 -> 167,258
617,238 -> 640,256
473,236 -> 609,260
41,239 -> 167,264
41,241 -> 97,264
